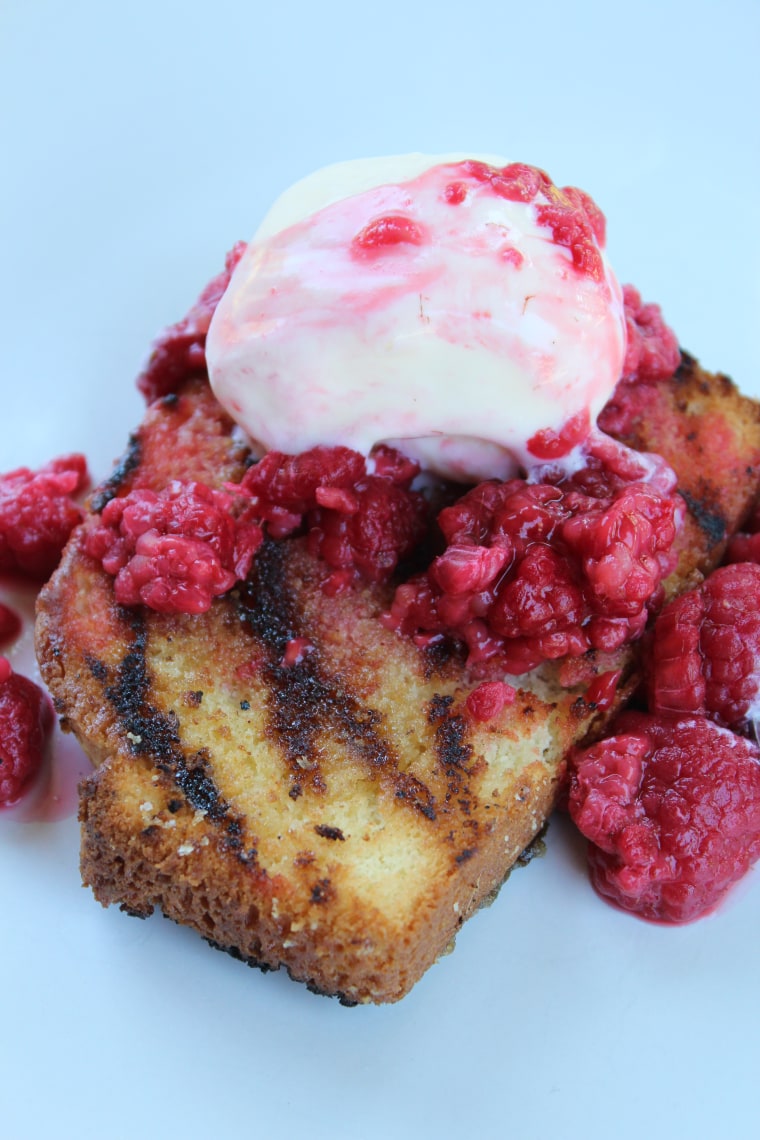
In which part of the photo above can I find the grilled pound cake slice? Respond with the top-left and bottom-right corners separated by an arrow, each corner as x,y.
36,359 -> 760,1004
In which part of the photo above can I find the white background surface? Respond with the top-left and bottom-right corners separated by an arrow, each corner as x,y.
2,2 -> 759,1138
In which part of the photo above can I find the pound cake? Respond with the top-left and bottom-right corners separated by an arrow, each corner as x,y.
34,358 -> 760,1003
35,156 -> 760,1002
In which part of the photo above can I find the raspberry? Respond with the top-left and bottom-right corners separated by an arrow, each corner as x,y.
535,199 -> 604,281
85,480 -> 262,615
527,410 -> 591,462
465,681 -> 516,722
562,483 -> 678,622
724,500 -> 760,565
386,453 -> 680,675
136,242 -> 247,403
0,454 -> 89,579
0,659 -> 54,806
234,444 -> 427,585
234,447 -> 366,537
308,476 -> 427,583
352,215 -> 426,253
0,602 -> 21,647
621,285 -> 681,383
649,562 -> 760,729
568,712 -> 760,923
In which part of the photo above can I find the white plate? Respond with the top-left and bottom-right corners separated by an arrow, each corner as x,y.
2,4 -> 759,1138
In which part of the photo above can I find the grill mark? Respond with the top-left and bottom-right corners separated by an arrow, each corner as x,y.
680,489 -> 727,547
102,612 -> 256,860
237,540 -> 437,821
428,693 -> 475,814
90,433 -> 142,512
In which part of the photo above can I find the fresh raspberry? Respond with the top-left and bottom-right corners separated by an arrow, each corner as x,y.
568,712 -> 760,923
0,454 -> 89,579
233,444 -> 427,585
489,543 -> 585,645
136,242 -> 247,403
0,602 -> 21,647
85,480 -> 262,615
234,446 -> 366,537
724,500 -> 760,565
649,562 -> 760,729
724,531 -> 760,565
465,680 -> 516,722
621,285 -> 681,383
562,483 -> 678,622
308,476 -> 427,583
0,659 -> 54,806
385,453 -> 680,675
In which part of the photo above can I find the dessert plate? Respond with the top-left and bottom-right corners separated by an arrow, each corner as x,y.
2,2 -> 759,1138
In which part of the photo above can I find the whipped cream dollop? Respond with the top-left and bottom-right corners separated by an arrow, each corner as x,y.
206,154 -> 626,482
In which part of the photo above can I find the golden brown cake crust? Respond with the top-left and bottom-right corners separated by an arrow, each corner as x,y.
36,363 -> 760,1003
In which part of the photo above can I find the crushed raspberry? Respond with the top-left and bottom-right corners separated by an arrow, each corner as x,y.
584,669 -> 622,712
534,199 -> 604,281
233,447 -> 367,538
0,602 -> 21,647
724,531 -> 760,565
136,242 -> 247,403
595,288 -> 681,439
461,160 -> 552,204
724,500 -> 760,565
352,215 -> 426,253
281,637 -> 314,668
453,161 -> 607,279
233,444 -> 428,585
465,680 -> 516,722
85,481 -> 262,615
527,410 -> 591,461
444,181 -> 467,205
621,285 -> 681,383
0,455 -> 89,579
0,659 -> 54,806
385,448 -> 681,675
568,712 -> 760,923
649,562 -> 760,729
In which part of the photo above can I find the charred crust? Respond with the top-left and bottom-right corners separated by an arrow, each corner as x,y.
674,350 -> 696,380
203,936 -> 359,1005
434,708 -> 473,770
236,541 -> 438,821
119,903 -> 151,919
455,847 -> 476,864
427,693 -> 474,808
85,654 -> 108,682
102,619 -> 237,827
421,635 -> 462,678
90,433 -> 142,512
427,693 -> 454,723
310,878 -> 334,905
515,822 -> 549,866
394,777 -> 437,820
314,824 -> 346,841
680,489 -> 727,546
203,937 -> 273,974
